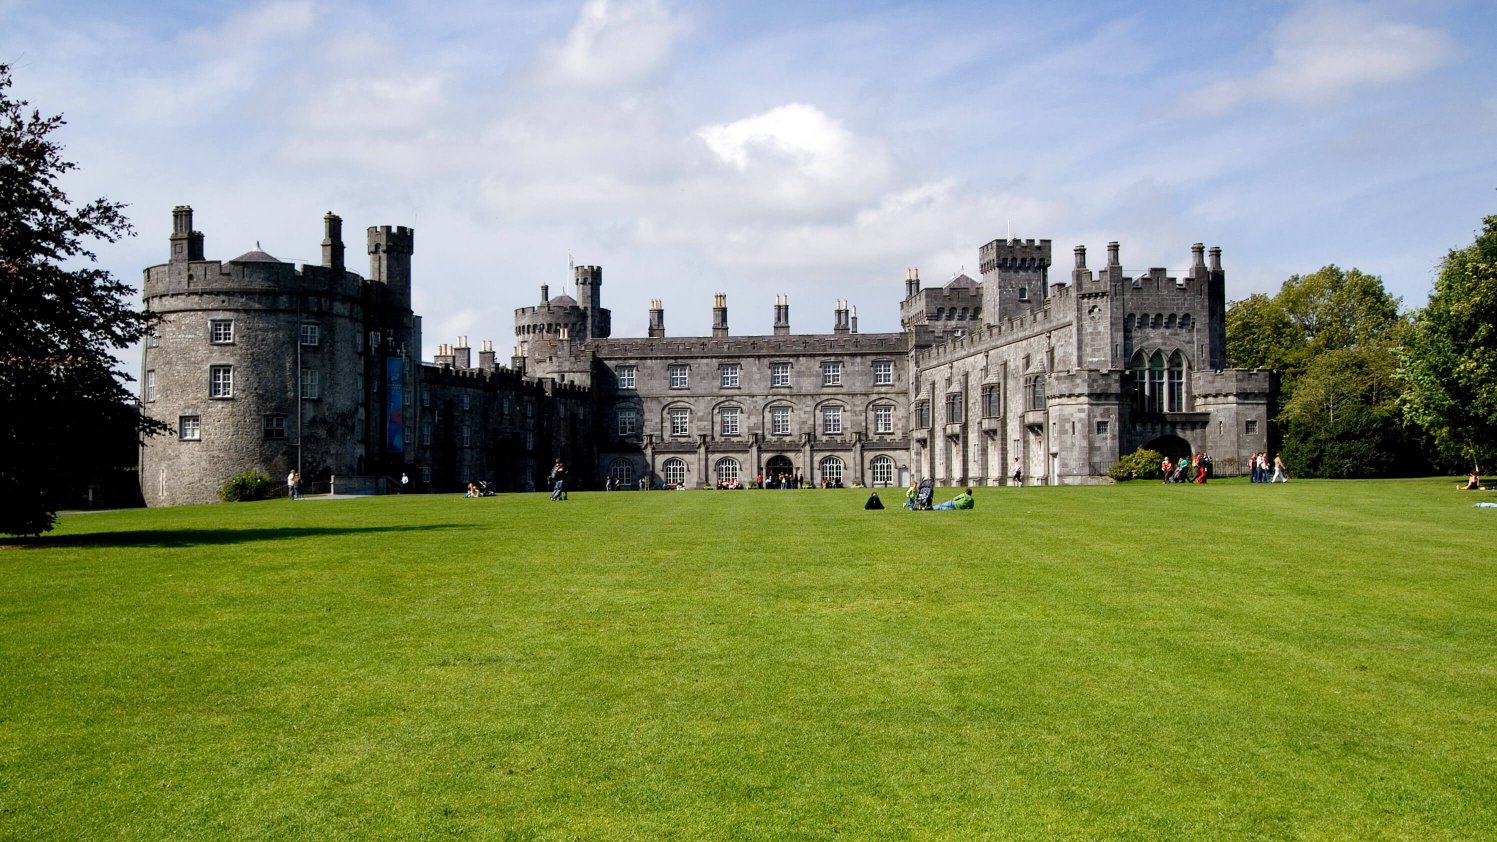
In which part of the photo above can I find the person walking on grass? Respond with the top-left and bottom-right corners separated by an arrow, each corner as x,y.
1271,453 -> 1289,483
549,459 -> 568,500
287,469 -> 300,500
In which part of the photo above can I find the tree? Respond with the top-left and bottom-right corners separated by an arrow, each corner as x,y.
0,64 -> 164,536
1225,265 -> 1426,477
1397,215 -> 1497,473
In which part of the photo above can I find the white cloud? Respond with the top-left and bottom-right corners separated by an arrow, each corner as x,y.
538,0 -> 690,88
1179,2 -> 1453,115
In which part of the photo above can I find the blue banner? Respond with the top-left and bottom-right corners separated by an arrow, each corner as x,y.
386,357 -> 404,452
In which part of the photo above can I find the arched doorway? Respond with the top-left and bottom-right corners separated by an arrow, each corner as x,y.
764,455 -> 794,487
1144,434 -> 1191,461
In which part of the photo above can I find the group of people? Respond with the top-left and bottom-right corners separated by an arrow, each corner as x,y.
1161,453 -> 1214,484
865,479 -> 974,511
549,460 -> 568,500
1248,452 -> 1289,483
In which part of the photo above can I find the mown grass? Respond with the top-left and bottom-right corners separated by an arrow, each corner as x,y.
1,479 -> 1494,839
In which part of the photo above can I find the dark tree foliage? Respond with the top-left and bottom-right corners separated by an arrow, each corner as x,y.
1225,265 -> 1430,478
1397,214 -> 1497,473
0,64 -> 164,536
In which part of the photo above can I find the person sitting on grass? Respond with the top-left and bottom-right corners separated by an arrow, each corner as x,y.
865,491 -> 884,510
933,488 -> 975,510
1458,472 -> 1481,491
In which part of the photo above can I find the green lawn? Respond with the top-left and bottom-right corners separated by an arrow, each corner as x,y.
2,479 -> 1494,839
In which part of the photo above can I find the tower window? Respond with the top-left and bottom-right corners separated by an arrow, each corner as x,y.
210,319 -> 234,344
209,365 -> 233,398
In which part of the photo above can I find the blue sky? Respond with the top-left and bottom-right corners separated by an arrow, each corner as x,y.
4,0 -> 1494,355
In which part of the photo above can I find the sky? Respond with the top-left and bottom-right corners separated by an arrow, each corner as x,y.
4,0 -> 1495,359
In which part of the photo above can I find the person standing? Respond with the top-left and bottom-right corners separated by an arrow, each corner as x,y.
287,469 -> 300,500
549,459 -> 567,500
400,472 -> 409,494
904,480 -> 919,510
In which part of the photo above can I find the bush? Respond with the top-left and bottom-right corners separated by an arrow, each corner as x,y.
1108,448 -> 1165,481
220,470 -> 279,502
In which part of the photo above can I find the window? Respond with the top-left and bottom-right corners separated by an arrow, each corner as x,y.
982,384 -> 1001,418
145,328 -> 159,348
421,388 -> 430,408
1027,376 -> 1046,411
720,364 -> 740,388
874,405 -> 894,434
462,394 -> 470,411
144,370 -> 156,402
822,406 -> 843,435
873,361 -> 893,385
209,319 -> 234,344
771,406 -> 791,435
461,426 -> 471,448
617,407 -> 639,437
209,365 -> 233,398
715,458 -> 740,486
525,431 -> 534,451
870,455 -> 895,486
300,369 -> 319,399
1167,352 -> 1185,412
421,421 -> 432,445
263,415 -> 286,439
669,407 -> 691,436
617,365 -> 636,389
662,457 -> 687,487
1096,420 -> 1110,436
818,456 -> 844,486
945,393 -> 963,424
669,364 -> 689,389
1017,286 -> 1029,302
915,401 -> 931,428
609,459 -> 636,487
421,467 -> 431,483
300,323 -> 320,347
1246,419 -> 1259,435
179,415 -> 201,440
719,406 -> 740,436
821,361 -> 842,386
770,362 -> 790,387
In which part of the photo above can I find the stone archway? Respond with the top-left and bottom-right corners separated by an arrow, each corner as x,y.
1144,434 -> 1191,461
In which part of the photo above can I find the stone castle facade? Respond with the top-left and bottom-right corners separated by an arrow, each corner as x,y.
138,206 -> 1268,505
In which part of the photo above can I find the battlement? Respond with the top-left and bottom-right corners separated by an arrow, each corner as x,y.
574,265 -> 602,284
367,225 -> 414,255
979,238 -> 1053,274
594,331 -> 907,360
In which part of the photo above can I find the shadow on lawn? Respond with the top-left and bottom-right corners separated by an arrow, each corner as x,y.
1,524 -> 466,550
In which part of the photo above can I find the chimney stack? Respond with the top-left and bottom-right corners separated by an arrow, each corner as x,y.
773,294 -> 790,335
712,292 -> 728,337
322,212 -> 345,273
648,299 -> 665,338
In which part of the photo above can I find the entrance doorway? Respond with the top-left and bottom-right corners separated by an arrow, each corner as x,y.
764,455 -> 794,487
1144,434 -> 1191,461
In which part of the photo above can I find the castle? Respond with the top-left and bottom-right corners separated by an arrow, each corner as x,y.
138,207 -> 1269,505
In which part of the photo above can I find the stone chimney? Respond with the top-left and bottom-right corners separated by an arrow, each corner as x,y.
648,299 -> 665,338
773,294 -> 790,335
712,292 -> 728,337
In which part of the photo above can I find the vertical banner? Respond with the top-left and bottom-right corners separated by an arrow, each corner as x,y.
386,357 -> 404,452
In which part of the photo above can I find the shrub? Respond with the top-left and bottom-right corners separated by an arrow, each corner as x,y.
220,470 -> 279,502
1108,448 -> 1165,481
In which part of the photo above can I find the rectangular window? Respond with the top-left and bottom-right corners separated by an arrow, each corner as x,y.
300,323 -> 320,347
617,365 -> 636,389
462,394 -> 470,411
670,407 -> 690,436
420,467 -> 431,483
983,385 -> 1001,417
421,421 -> 432,445
821,361 -> 842,386
300,369 -> 319,399
771,407 -> 790,435
1096,420 -> 1110,436
873,361 -> 893,385
1246,419 -> 1259,434
669,364 -> 688,389
264,415 -> 286,439
822,407 -> 843,435
875,405 -> 894,434
461,426 -> 471,448
525,431 -> 535,451
916,401 -> 931,428
179,415 -> 201,440
720,407 -> 740,436
770,362 -> 790,387
720,364 -> 740,388
618,408 -> 639,437
144,370 -> 156,402
946,393 -> 963,424
421,388 -> 430,407
209,365 -> 233,398
209,319 -> 234,344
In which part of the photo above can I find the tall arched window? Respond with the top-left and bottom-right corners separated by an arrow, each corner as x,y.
715,457 -> 740,486
818,456 -> 844,486
608,459 -> 636,487
870,455 -> 895,486
1027,376 -> 1046,410
1147,351 -> 1165,413
662,458 -> 687,488
1167,351 -> 1186,412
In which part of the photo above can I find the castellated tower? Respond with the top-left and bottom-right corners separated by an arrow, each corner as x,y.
978,237 -> 1051,325
139,207 -> 417,506
367,224 -> 414,313
573,264 -> 611,339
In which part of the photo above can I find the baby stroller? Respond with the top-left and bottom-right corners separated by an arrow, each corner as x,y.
916,479 -> 934,510
474,480 -> 496,497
